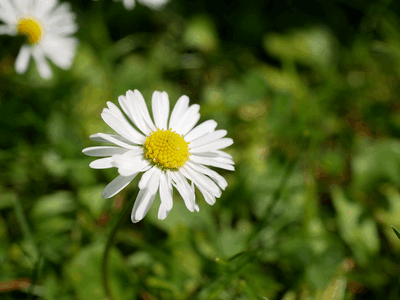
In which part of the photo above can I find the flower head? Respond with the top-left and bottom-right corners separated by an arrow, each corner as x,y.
0,0 -> 78,79
83,90 -> 234,222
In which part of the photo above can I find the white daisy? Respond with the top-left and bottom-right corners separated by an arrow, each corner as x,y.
0,0 -> 78,79
83,89 -> 234,222
94,0 -> 170,11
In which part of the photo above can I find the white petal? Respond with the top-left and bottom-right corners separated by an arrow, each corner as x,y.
158,202 -> 171,220
159,171 -> 173,210
118,165 -> 150,177
101,106 -> 145,144
138,166 -> 159,189
89,133 -> 132,145
0,24 -> 15,35
89,157 -> 114,169
197,185 -> 216,205
133,89 -> 156,134
173,104 -> 200,135
181,165 -> 221,197
169,95 -> 189,129
123,0 -> 136,9
123,90 -> 155,135
152,91 -> 169,130
187,161 -> 227,190
170,171 -> 195,212
184,120 -> 218,142
189,130 -> 227,149
15,45 -> 31,74
112,151 -> 151,176
102,174 -> 137,199
138,0 -> 169,9
191,138 -> 233,153
32,47 -> 52,79
82,146 -> 131,157
190,154 -> 235,171
131,168 -> 161,222
194,203 -> 200,212
0,0 -> 18,24
41,35 -> 77,69
95,133 -> 138,149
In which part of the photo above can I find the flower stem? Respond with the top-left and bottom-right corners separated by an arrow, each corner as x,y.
102,194 -> 136,300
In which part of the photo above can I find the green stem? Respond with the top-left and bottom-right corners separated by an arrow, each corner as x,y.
102,193 -> 137,300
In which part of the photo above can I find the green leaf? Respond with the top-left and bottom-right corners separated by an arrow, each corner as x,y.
31,191 -> 75,219
331,185 -> 380,265
391,226 -> 400,240
67,243 -> 134,300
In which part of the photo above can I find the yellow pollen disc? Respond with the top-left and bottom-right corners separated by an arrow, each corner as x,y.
17,16 -> 44,45
144,128 -> 191,170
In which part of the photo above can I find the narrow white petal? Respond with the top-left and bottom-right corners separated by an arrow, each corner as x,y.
102,174 -> 136,199
190,154 -> 235,171
184,120 -> 218,142
118,165 -> 149,177
82,146 -> 131,157
189,130 -> 227,149
41,35 -> 77,69
159,171 -> 173,210
0,0 -> 18,24
123,90 -> 155,135
138,0 -> 169,9
89,157 -> 114,169
173,104 -> 200,135
89,133 -> 133,145
112,152 -> 151,176
15,45 -> 31,74
191,138 -> 233,153
101,109 -> 145,144
96,133 -> 139,149
123,0 -> 136,9
152,91 -> 169,130
181,165 -> 221,197
138,166 -> 158,189
131,169 -> 161,222
187,161 -> 227,190
158,203 -> 171,220
169,95 -> 189,129
32,47 -> 52,79
134,89 -> 156,133
0,24 -> 15,35
194,203 -> 200,211
170,171 -> 195,212
119,94 -> 146,135
197,185 -> 216,205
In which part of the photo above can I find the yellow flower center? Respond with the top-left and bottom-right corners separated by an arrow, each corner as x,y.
144,128 -> 191,170
17,16 -> 44,45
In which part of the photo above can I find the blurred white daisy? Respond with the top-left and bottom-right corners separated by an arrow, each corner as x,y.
83,90 -> 234,222
94,0 -> 170,11
0,0 -> 78,79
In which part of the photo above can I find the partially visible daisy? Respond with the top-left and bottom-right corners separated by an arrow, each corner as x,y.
94,0 -> 170,11
0,0 -> 78,79
83,90 -> 234,222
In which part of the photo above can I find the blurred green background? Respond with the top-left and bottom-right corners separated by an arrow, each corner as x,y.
1,0 -> 400,299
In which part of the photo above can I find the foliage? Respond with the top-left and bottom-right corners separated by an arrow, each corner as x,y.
1,0 -> 400,299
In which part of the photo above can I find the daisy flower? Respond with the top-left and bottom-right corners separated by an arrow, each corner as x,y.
83,90 -> 234,222
94,0 -> 170,11
0,0 -> 78,79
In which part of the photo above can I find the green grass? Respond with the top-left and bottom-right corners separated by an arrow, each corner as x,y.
1,0 -> 400,299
